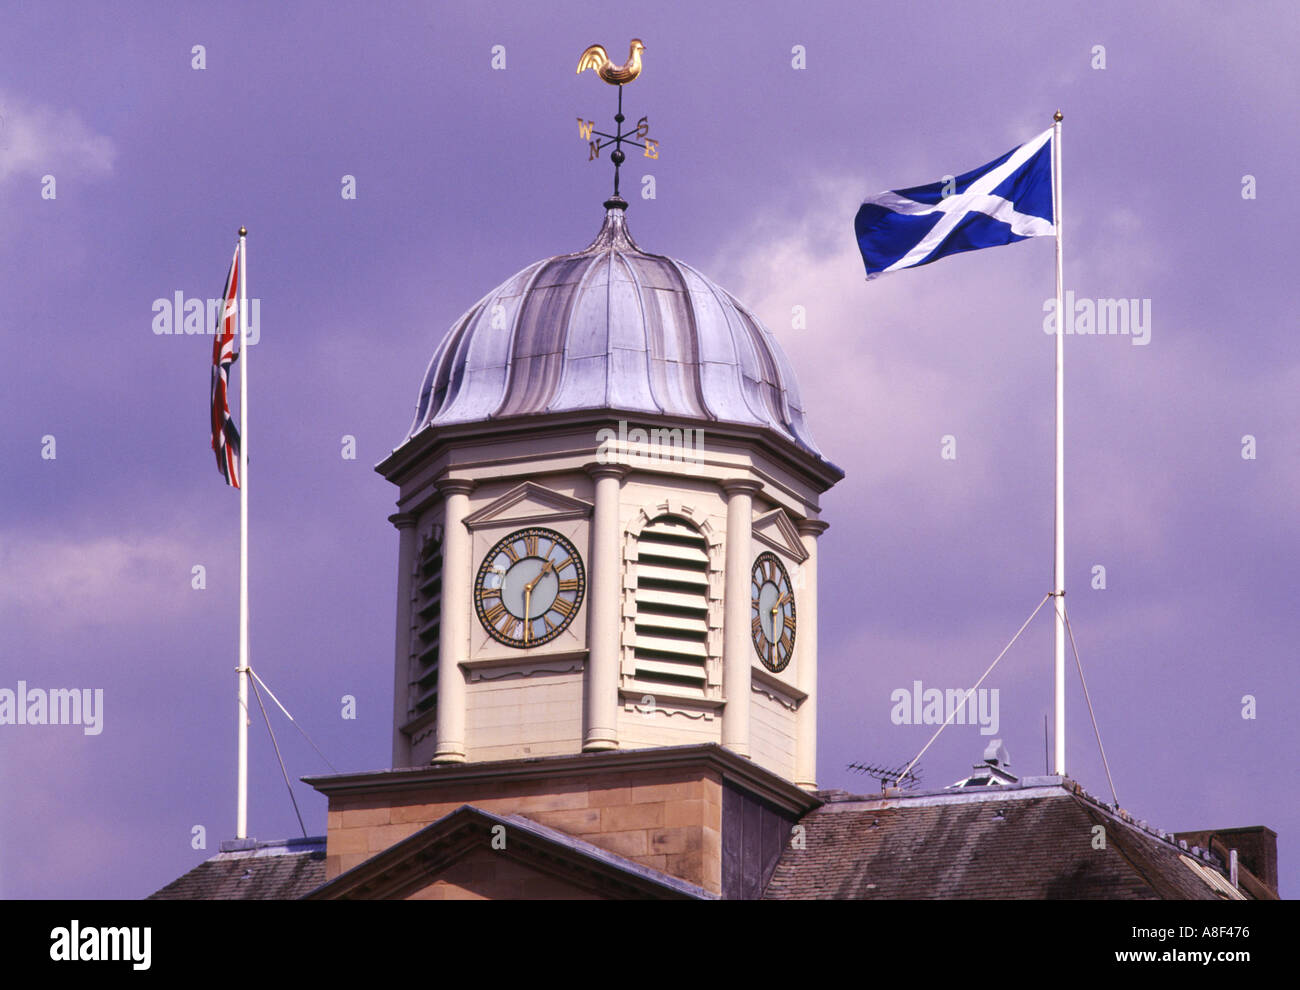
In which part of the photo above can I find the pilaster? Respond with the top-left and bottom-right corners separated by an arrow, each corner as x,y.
434,479 -> 476,763
721,478 -> 763,758
794,518 -> 828,789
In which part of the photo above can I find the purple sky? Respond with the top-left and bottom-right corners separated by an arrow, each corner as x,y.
1,1 -> 1295,899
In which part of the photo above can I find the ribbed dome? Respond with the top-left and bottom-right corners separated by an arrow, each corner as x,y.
408,207 -> 825,459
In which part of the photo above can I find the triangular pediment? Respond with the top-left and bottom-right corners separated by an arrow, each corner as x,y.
463,482 -> 593,528
752,509 -> 809,563
304,806 -> 709,900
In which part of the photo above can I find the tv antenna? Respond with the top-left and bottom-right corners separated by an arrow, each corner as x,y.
848,761 -> 923,791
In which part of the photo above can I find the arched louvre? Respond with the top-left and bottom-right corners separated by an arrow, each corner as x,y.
409,527 -> 443,719
630,515 -> 711,697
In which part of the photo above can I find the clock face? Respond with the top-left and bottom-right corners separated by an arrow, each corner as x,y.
751,551 -> 796,672
474,527 -> 586,649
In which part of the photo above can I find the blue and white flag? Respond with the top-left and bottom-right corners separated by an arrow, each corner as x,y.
855,128 -> 1055,278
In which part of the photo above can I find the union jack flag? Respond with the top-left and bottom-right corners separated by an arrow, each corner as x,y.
210,245 -> 241,487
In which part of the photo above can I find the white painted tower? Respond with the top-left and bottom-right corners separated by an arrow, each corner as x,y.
378,202 -> 842,789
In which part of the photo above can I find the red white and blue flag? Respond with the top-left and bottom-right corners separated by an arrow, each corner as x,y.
210,246 -> 241,487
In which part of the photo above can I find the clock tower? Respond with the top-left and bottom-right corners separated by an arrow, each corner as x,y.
307,198 -> 842,898
377,201 -> 841,785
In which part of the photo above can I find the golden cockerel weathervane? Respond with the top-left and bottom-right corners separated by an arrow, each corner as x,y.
577,39 -> 645,85
575,38 -> 658,207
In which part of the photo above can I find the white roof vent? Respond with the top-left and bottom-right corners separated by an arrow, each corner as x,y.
948,739 -> 1019,788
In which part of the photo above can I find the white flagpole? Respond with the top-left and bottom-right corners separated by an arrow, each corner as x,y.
1051,113 -> 1066,776
237,226 -> 250,839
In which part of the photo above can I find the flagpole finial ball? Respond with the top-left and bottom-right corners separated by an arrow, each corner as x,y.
1053,110 -> 1063,122
239,226 -> 248,237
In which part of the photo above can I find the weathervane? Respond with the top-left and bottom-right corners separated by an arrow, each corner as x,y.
575,39 -> 659,207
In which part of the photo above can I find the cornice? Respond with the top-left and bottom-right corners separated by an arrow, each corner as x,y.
304,742 -> 822,818
376,411 -> 845,495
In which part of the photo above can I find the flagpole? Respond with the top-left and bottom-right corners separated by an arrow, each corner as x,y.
1051,112 -> 1066,776
237,226 -> 250,839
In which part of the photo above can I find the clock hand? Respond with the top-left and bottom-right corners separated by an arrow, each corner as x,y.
768,592 -> 790,642
523,559 -> 555,595
521,560 -> 557,646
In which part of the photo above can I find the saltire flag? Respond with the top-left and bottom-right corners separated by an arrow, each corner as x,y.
855,127 -> 1055,278
210,246 -> 241,487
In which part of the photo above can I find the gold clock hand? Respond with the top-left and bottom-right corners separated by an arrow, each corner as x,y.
523,559 -> 555,595
524,586 -> 532,644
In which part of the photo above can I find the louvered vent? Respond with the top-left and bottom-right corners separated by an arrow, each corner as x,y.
409,527 -> 443,719
631,516 -> 710,697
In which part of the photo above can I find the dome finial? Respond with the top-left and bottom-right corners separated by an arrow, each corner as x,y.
585,199 -> 639,252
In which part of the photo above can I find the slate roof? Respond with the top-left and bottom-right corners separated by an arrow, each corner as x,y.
147,777 -> 1274,901
148,837 -> 326,900
763,779 -> 1262,900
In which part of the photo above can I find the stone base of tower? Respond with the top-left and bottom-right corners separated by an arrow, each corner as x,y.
304,744 -> 820,899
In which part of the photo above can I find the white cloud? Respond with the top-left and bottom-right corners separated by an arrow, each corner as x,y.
0,90 -> 115,183
703,172 -> 1300,560
703,173 -> 1050,509
0,528 -> 205,628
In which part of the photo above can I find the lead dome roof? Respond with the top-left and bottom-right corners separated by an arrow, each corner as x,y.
408,206 -> 825,460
